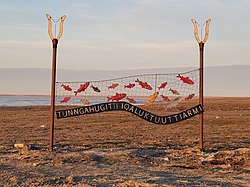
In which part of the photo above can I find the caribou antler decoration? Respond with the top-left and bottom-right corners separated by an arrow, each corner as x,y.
46,14 -> 66,40
191,18 -> 211,44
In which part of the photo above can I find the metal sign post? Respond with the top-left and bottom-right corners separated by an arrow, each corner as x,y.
46,14 -> 66,151
191,19 -> 211,151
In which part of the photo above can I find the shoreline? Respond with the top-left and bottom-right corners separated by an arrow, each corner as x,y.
1,94 -> 249,98
0,94 -> 50,97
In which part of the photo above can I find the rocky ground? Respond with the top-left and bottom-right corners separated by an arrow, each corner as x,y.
0,97 -> 250,186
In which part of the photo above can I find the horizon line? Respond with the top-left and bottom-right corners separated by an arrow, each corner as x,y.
0,64 -> 249,71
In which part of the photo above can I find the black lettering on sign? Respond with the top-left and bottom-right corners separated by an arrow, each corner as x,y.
56,102 -> 203,125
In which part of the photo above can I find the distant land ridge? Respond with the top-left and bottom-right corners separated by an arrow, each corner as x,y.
1,65 -> 249,96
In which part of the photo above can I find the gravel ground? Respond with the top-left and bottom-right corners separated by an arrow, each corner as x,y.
0,97 -> 250,186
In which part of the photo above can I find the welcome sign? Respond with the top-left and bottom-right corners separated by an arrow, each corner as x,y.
56,102 -> 203,125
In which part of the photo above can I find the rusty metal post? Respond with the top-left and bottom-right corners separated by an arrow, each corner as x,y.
46,14 -> 66,151
199,42 -> 204,150
192,19 -> 211,151
49,38 -> 58,151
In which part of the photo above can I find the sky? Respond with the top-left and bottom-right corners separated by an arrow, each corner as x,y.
0,0 -> 250,71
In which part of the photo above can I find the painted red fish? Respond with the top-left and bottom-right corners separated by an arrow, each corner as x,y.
74,82 -> 90,95
91,85 -> 101,92
145,92 -> 159,106
158,82 -> 168,90
126,97 -> 136,103
185,94 -> 195,100
169,88 -> 180,95
61,84 -> 72,91
108,83 -> 119,89
107,93 -> 127,102
135,79 -> 153,90
160,94 -> 170,102
60,97 -> 71,103
124,83 -> 135,89
176,74 -> 194,85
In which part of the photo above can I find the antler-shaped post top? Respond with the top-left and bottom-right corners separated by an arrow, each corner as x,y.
191,18 -> 211,44
46,14 -> 66,41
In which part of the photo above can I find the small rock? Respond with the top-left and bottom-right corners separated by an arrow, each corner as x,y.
9,176 -> 18,184
14,143 -> 25,149
237,148 -> 250,155
163,157 -> 170,161
32,161 -> 49,167
15,144 -> 38,154
66,175 -> 74,183
33,163 -> 39,167
121,180 -> 139,187
218,150 -> 235,156
29,144 -> 38,150
66,175 -> 84,183
176,179 -> 188,183
14,143 -> 31,155
19,144 -> 30,155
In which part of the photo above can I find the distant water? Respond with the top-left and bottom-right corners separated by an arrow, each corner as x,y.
0,95 -> 51,107
0,95 -> 148,107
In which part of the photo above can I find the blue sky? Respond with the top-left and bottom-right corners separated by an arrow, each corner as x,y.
0,0 -> 250,70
